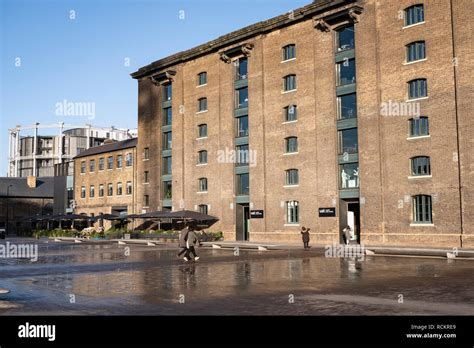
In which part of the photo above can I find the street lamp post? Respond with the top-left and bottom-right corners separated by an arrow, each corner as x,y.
6,184 -> 13,237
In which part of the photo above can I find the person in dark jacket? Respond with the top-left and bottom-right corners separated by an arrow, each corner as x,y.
177,225 -> 189,257
301,226 -> 310,249
184,228 -> 200,261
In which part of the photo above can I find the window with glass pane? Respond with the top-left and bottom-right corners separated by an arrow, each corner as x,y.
126,153 -> 133,166
89,160 -> 95,172
163,83 -> 172,101
107,156 -> 113,169
286,169 -> 299,185
283,75 -> 297,91
144,171 -> 149,183
117,182 -> 123,195
107,183 -> 113,196
236,57 -> 248,80
408,79 -> 427,99
126,181 -> 132,195
198,150 -> 207,164
282,44 -> 296,61
81,186 -> 86,198
162,156 -> 172,174
236,87 -> 248,108
117,155 -> 123,168
286,200 -> 299,224
163,132 -> 172,150
340,162 -> 359,189
285,137 -> 298,153
236,144 -> 249,166
284,105 -> 297,121
198,72 -> 207,86
198,98 -> 207,112
99,184 -> 104,197
90,185 -> 95,197
411,156 -> 431,176
144,148 -> 149,160
163,107 -> 172,126
198,124 -> 207,138
406,41 -> 426,62
336,25 -> 355,52
198,204 -> 208,215
144,195 -> 150,206
236,173 -> 249,195
163,181 -> 172,199
337,59 -> 356,86
339,128 -> 358,154
236,115 -> 249,137
410,117 -> 429,137
413,195 -> 432,223
198,178 -> 208,192
337,93 -> 357,119
80,161 -> 86,173
405,4 -> 424,26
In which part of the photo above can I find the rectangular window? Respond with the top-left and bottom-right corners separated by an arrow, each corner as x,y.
163,83 -> 172,101
282,44 -> 296,61
144,171 -> 149,183
409,79 -> 427,99
236,87 -> 248,109
144,195 -> 150,207
236,144 -> 249,167
410,117 -> 429,137
198,204 -> 208,215
81,186 -> 86,198
411,156 -> 431,176
413,195 -> 432,223
336,25 -> 355,52
284,105 -> 297,122
163,132 -> 172,150
163,107 -> 172,126
198,150 -> 208,164
286,200 -> 299,224
236,115 -> 249,137
98,157 -> 104,170
144,147 -> 149,160
107,183 -> 113,196
236,57 -> 248,80
337,59 -> 356,86
80,161 -> 86,174
89,160 -> 95,172
407,41 -> 426,62
126,153 -> 133,166
405,4 -> 424,26
236,173 -> 249,195
198,178 -> 208,192
117,182 -> 123,195
198,124 -> 208,138
89,185 -> 95,198
163,181 -> 172,199
99,184 -> 104,197
286,169 -> 299,186
107,156 -> 113,169
337,93 -> 357,119
198,72 -> 207,86
198,98 -> 208,112
340,162 -> 359,189
338,128 -> 358,154
117,155 -> 123,168
126,181 -> 132,195
162,156 -> 172,175
283,75 -> 297,91
285,137 -> 298,153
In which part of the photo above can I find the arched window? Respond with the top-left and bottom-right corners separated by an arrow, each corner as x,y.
406,41 -> 426,62
282,44 -> 296,61
285,169 -> 299,186
197,72 -> 207,86
198,178 -> 208,192
285,137 -> 298,153
198,97 -> 208,112
408,79 -> 427,99
198,150 -> 208,164
405,4 -> 424,26
411,156 -> 431,176
283,74 -> 297,91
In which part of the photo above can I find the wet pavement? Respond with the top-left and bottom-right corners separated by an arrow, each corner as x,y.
0,238 -> 473,315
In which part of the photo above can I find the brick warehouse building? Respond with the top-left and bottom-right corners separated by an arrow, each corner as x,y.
130,0 -> 473,247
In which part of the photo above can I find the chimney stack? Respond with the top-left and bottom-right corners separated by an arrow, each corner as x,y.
27,175 -> 36,188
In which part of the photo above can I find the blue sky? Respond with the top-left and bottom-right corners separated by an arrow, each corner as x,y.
0,0 -> 310,176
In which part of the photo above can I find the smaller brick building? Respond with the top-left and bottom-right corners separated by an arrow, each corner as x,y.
73,138 -> 138,228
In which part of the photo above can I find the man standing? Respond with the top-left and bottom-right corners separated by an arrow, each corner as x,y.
300,226 -> 310,249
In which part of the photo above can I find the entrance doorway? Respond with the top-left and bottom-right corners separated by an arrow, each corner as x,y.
236,203 -> 249,241
339,199 -> 360,244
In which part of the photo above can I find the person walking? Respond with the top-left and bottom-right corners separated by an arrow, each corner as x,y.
301,226 -> 310,249
343,225 -> 352,245
184,228 -> 200,261
177,225 -> 189,258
